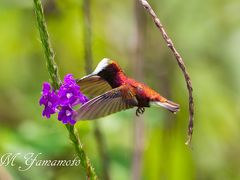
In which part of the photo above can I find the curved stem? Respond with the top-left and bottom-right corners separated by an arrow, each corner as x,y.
33,0 -> 98,179
138,0 -> 194,146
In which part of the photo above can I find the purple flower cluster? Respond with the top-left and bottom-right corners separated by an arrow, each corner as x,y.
39,74 -> 88,125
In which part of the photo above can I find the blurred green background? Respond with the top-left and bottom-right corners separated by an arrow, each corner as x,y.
0,0 -> 240,179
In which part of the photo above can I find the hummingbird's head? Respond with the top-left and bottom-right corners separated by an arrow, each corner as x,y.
91,58 -> 124,88
92,58 -> 123,76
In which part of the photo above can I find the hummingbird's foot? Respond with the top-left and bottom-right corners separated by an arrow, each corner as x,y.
136,107 -> 145,116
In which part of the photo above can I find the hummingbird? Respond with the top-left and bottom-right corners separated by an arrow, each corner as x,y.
73,58 -> 179,120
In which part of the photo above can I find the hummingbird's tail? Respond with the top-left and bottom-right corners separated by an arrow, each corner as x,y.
150,100 -> 180,113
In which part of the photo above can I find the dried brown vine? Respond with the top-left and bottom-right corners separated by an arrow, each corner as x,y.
138,0 -> 194,146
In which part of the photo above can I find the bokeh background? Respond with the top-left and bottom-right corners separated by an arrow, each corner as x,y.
0,0 -> 240,179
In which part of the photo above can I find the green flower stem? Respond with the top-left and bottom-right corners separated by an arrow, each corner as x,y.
33,0 -> 60,90
66,125 -> 98,179
33,0 -> 98,179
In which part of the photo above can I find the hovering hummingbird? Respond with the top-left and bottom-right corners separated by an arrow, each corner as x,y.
73,58 -> 179,120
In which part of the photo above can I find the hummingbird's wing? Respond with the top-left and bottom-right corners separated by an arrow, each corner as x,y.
77,75 -> 112,98
73,86 -> 138,120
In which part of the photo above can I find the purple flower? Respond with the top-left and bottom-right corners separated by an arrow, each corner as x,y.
39,74 -> 88,125
58,106 -> 76,125
63,74 -> 76,85
58,74 -> 88,106
39,82 -> 58,118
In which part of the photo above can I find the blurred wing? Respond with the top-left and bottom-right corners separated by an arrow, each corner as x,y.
77,75 -> 112,98
73,86 -> 138,120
